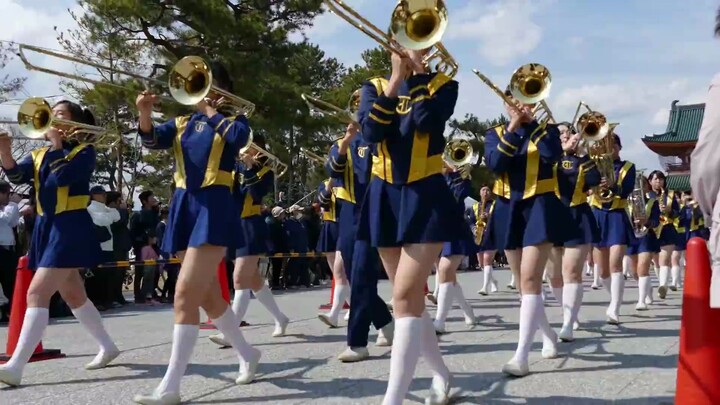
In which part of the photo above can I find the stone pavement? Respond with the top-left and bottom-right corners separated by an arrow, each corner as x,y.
0,269 -> 681,404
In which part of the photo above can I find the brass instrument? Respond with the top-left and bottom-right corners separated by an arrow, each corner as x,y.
472,63 -> 553,116
1,97 -> 107,142
573,101 -> 616,202
300,147 -> 327,166
443,132 -> 480,172
628,171 -> 649,238
532,100 -> 556,124
323,0 -> 458,77
17,44 -> 255,115
240,143 -> 288,179
301,91 -> 360,125
474,199 -> 488,245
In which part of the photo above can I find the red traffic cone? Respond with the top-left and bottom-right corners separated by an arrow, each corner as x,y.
0,256 -> 65,363
675,237 -> 720,404
200,260 -> 249,330
319,277 -> 350,310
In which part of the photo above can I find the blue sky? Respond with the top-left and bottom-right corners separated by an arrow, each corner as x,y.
2,0 -> 720,176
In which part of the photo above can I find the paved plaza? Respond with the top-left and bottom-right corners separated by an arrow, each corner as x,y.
0,269 -> 680,404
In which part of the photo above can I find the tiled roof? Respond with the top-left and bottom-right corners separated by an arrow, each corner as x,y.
643,100 -> 704,143
666,174 -> 690,192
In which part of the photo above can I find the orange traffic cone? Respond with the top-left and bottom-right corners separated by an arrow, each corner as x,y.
675,237 -> 720,404
200,260 -> 249,330
0,256 -> 65,363
319,277 -> 350,310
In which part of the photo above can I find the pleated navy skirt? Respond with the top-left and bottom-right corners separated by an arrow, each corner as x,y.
358,175 -> 469,247
564,204 -> 600,247
492,193 -> 573,251
29,210 -> 102,271
593,208 -> 637,248
236,215 -> 270,257
316,221 -> 339,253
656,224 -> 678,247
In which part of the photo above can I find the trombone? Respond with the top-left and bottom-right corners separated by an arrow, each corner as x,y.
240,143 -> 288,179
572,101 -> 617,203
301,91 -> 360,125
300,147 -> 327,166
472,63 -> 553,118
1,97 -> 106,142
571,101 -> 610,142
323,0 -> 458,78
17,44 -> 255,116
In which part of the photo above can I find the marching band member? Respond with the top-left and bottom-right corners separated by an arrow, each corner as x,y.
0,101 -> 119,386
474,186 -> 499,295
627,174 -> 660,310
484,88 -> 567,377
133,62 -> 261,405
647,171 -> 679,299
209,135 -> 289,349
328,122 -> 394,363
554,122 -> 601,341
317,177 -> 348,327
358,47 -> 464,404
433,163 -> 477,334
671,192 -> 692,290
590,133 -> 637,324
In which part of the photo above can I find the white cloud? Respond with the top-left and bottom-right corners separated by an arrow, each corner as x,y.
0,0 -> 82,119
446,0 -> 547,67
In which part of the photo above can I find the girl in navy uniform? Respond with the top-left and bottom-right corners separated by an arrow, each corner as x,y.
647,170 -> 679,299
358,48 -> 463,404
0,101 -> 118,387
316,177 -> 348,327
474,186 -> 499,295
554,123 -> 601,341
627,174 -> 660,310
209,136 -> 289,350
484,89 -> 568,377
590,133 -> 637,325
433,164 -> 477,334
133,62 -> 261,405
671,192 -> 693,291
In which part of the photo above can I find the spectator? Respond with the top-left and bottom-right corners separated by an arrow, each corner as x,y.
140,232 -> 160,305
86,186 -> 121,310
0,181 -> 20,322
106,191 -> 131,306
129,190 -> 159,303
157,208 -> 178,303
285,205 -> 310,287
267,206 -> 287,289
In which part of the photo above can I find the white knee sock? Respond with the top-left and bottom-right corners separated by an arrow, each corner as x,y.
382,317 -> 423,405
421,312 -> 449,380
535,299 -> 556,345
433,272 -> 440,297
71,300 -> 117,353
670,266 -> 680,287
659,266 -> 670,287
232,289 -> 252,321
254,285 -> 287,323
3,308 -> 49,372
609,273 -> 625,317
482,265 -> 492,289
593,264 -> 600,285
212,307 -> 259,362
454,284 -> 475,321
434,282 -> 454,329
551,287 -> 563,306
562,283 -> 583,330
328,283 -> 350,320
601,277 -> 611,294
509,272 -> 516,287
513,295 -> 541,364
622,256 -> 630,276
156,324 -> 199,395
637,276 -> 650,305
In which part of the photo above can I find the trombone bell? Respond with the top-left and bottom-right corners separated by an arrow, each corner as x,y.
391,0 -> 448,50
17,97 -> 106,141
443,137 -> 479,167
577,111 -> 609,142
509,63 -> 552,105
168,56 -> 212,106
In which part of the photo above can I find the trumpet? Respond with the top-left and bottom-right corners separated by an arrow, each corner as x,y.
1,97 -> 106,142
240,143 -> 288,178
300,147 -> 327,166
301,91 -> 360,125
472,63 -> 553,117
17,43 -> 255,116
324,0 -> 458,78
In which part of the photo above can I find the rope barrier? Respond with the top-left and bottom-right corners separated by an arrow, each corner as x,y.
97,252 -> 326,268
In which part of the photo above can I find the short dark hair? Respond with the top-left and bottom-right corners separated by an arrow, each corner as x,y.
558,121 -> 577,134
106,191 -> 122,205
139,190 -> 154,204
209,61 -> 233,93
0,180 -> 10,194
613,133 -> 622,149
253,133 -> 266,150
648,170 -> 667,186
